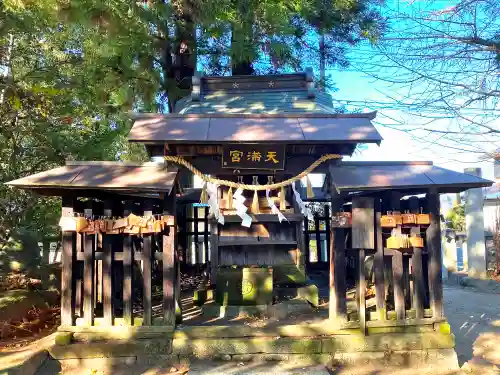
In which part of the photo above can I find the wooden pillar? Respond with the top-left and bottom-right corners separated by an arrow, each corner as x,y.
329,192 -> 346,320
293,182 -> 306,274
102,202 -> 113,326
142,200 -> 153,326
390,192 -> 405,320
324,205 -> 330,264
357,248 -> 366,333
374,197 -> 386,320
74,229 -> 83,319
83,201 -> 95,326
411,227 -> 425,319
352,197 -> 374,334
162,189 -> 176,325
210,218 -> 219,285
427,188 -> 444,318
123,200 -> 134,325
61,196 -> 76,326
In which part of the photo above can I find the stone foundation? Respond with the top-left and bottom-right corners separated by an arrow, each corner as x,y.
48,321 -> 459,371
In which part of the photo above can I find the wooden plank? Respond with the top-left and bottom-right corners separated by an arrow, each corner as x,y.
75,232 -> 83,318
304,214 -> 310,265
204,207 -> 210,267
61,196 -> 75,326
221,214 -> 304,223
293,183 -> 305,272
295,218 -> 305,270
218,239 -> 297,246
403,255 -> 412,309
324,205 -> 331,264
374,198 -> 386,320
358,249 -> 366,334
111,202 -> 124,319
83,202 -> 94,326
329,193 -> 347,320
412,245 -> 425,318
102,203 -> 113,326
142,200 -> 153,326
392,251 -> 405,320
352,197 -> 375,249
210,218 -> 219,284
314,214 -> 322,263
123,201 -> 134,326
193,205 -> 199,263
426,189 -> 444,318
162,191 -> 176,325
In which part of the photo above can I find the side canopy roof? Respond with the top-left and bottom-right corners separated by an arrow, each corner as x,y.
6,161 -> 178,197
128,70 -> 382,155
326,161 -> 492,194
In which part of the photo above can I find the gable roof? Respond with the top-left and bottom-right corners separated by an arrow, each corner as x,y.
128,112 -> 381,145
5,161 -> 178,195
326,161 -> 492,193
128,71 -> 382,150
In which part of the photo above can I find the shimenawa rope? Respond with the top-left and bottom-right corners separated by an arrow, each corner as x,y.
164,154 -> 341,191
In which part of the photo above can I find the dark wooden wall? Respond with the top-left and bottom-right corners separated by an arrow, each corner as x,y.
60,193 -> 177,327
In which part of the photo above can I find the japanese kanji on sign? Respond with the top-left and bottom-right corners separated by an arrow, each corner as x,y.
222,144 -> 286,170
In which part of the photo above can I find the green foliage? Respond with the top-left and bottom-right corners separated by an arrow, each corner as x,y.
0,228 -> 41,277
446,204 -> 466,232
0,0 -> 384,256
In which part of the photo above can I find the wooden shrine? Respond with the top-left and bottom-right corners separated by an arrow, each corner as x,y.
6,70 -> 493,369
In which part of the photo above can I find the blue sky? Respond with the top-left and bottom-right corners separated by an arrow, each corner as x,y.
330,0 -> 499,181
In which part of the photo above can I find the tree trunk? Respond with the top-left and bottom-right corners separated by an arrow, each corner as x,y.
163,10 -> 196,113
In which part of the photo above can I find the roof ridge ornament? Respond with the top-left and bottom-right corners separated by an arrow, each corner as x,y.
192,71 -> 202,101
305,67 -> 315,99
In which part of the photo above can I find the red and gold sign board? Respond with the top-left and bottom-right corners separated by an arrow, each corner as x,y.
222,144 -> 286,170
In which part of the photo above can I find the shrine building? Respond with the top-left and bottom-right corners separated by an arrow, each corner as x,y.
6,70 -> 492,369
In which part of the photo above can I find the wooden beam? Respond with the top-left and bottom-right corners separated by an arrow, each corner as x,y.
410,226 -> 425,318
123,200 -> 134,326
83,201 -> 95,326
162,190 -> 176,325
142,200 -> 153,326
210,218 -> 219,285
374,198 -> 386,321
427,188 -> 444,318
390,192 -> 405,320
324,205 -> 331,264
74,232 -> 83,319
393,251 -> 405,320
329,191 -> 347,320
358,248 -> 366,334
102,202 -> 113,326
61,196 -> 76,326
